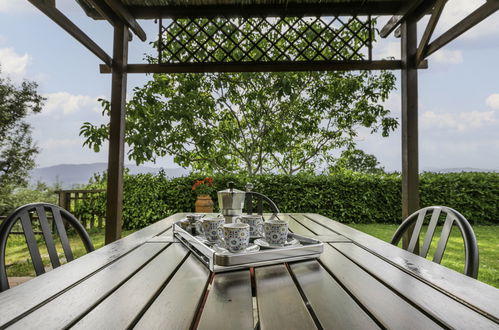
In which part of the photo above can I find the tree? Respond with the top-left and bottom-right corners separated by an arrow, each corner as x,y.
81,70 -> 396,175
0,67 -> 44,188
328,149 -> 385,174
80,17 -> 398,175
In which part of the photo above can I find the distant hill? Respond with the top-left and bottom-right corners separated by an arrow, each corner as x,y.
423,167 -> 498,173
30,163 -> 190,188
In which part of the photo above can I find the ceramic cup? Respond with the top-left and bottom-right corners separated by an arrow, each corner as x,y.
223,223 -> 250,252
237,215 -> 264,238
263,220 -> 288,246
199,217 -> 225,243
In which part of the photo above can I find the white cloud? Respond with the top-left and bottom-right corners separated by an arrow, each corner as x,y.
421,109 -> 497,132
431,49 -> 464,65
486,94 -> 499,110
42,92 -> 102,117
0,47 -> 31,83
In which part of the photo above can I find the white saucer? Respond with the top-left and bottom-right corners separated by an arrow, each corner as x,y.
212,243 -> 260,254
254,238 -> 301,249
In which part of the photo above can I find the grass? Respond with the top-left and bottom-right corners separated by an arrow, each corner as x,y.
350,223 -> 499,288
4,224 -> 498,289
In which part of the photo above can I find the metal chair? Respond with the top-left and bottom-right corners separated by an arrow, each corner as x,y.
391,206 -> 479,278
244,184 -> 280,219
0,203 -> 94,291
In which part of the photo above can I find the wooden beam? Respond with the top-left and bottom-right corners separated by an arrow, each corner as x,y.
103,0 -> 147,41
416,0 -> 447,65
123,3 -> 407,19
381,15 -> 403,38
105,22 -> 128,245
400,18 -> 420,251
426,0 -> 499,58
379,0 -> 428,38
100,60 -> 403,74
85,0 -> 119,27
27,0 -> 112,66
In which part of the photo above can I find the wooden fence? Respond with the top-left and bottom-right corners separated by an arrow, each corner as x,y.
56,189 -> 106,229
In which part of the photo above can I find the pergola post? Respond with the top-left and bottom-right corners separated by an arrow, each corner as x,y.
105,22 -> 128,244
400,17 -> 420,250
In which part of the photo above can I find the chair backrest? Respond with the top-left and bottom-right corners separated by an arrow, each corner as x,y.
244,184 -> 280,218
391,206 -> 479,278
0,203 -> 94,291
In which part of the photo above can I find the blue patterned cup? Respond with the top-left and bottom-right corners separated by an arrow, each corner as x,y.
237,215 -> 264,237
200,217 -> 225,243
223,223 -> 250,252
264,220 -> 288,246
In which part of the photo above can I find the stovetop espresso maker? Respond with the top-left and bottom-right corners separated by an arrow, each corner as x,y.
217,182 -> 246,223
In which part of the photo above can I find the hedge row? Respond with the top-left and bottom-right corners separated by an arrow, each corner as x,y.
79,172 -> 499,230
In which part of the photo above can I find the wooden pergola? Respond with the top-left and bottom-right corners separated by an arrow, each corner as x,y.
28,0 -> 499,244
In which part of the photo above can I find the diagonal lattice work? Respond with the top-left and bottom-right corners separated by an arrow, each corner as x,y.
157,16 -> 373,64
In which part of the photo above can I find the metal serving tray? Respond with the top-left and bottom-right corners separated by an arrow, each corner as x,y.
173,219 -> 324,272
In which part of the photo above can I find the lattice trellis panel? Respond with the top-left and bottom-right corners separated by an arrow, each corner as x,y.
157,16 -> 373,64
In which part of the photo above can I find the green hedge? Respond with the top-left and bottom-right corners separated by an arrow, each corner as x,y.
80,172 -> 499,230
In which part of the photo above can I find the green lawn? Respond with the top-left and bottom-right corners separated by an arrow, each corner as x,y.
4,228 -> 134,278
4,224 -> 498,289
350,223 -> 499,288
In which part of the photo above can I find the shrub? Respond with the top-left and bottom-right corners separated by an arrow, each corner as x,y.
78,171 -> 499,230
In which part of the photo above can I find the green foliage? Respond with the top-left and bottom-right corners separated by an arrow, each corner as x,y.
81,70 -> 397,175
420,172 -> 499,224
156,16 -> 372,64
0,67 -> 44,190
0,182 -> 58,216
78,171 -> 499,230
329,149 -> 385,174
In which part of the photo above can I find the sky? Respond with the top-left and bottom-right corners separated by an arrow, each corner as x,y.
0,0 -> 498,172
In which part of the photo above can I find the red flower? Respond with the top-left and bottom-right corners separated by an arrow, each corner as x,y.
192,177 -> 215,195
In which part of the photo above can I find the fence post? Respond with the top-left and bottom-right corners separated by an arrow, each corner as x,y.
57,190 -> 66,209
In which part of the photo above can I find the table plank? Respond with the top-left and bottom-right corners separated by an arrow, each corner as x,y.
0,213 -> 183,327
284,214 -> 321,237
2,212 -> 496,330
6,243 -> 168,329
320,245 -> 442,329
289,213 -> 341,236
71,243 -> 190,329
286,214 -> 441,329
303,213 -> 499,320
197,270 -> 254,330
255,264 -> 317,330
333,243 -> 499,329
134,255 -> 210,330
289,260 -> 380,330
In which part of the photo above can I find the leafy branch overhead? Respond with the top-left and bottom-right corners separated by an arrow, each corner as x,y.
81,70 -> 396,175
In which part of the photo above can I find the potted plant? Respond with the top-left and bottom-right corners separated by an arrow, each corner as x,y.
192,177 -> 215,213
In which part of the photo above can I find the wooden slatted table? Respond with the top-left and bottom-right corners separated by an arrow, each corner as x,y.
1,213 -> 498,329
